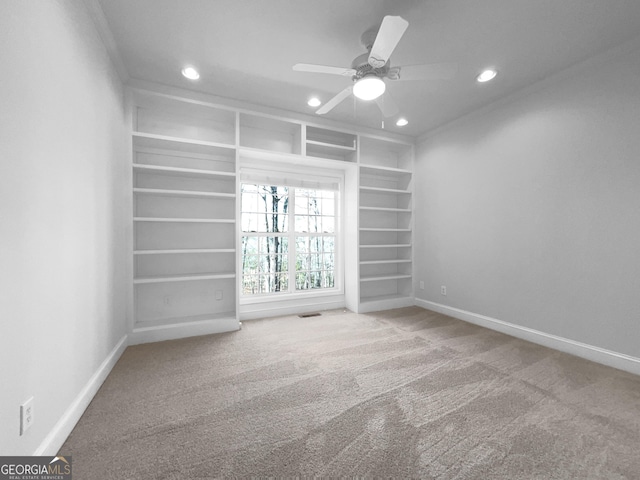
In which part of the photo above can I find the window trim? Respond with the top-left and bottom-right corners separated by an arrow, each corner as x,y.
238,169 -> 344,304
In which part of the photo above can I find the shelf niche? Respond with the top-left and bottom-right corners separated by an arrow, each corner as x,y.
134,93 -> 236,145
240,113 -> 302,154
360,136 -> 412,170
306,126 -> 357,162
135,251 -> 235,278
356,135 -> 413,313
133,134 -> 236,172
135,278 -> 236,326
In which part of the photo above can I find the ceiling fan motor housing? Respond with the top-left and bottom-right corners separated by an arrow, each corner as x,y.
351,52 -> 389,80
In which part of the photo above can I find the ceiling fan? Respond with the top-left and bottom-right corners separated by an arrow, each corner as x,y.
293,15 -> 457,118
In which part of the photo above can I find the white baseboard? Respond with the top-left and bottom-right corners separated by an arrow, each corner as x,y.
357,296 -> 415,314
240,299 -> 345,321
128,317 -> 240,345
415,299 -> 640,377
34,334 -> 128,456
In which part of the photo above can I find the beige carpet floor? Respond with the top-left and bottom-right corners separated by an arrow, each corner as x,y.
61,307 -> 640,479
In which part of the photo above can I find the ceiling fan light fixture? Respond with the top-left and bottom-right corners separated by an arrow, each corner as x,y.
396,117 -> 408,127
181,66 -> 200,80
353,76 -> 386,101
476,68 -> 497,83
307,97 -> 321,107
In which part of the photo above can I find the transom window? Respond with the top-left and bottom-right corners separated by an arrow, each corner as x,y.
241,183 -> 337,296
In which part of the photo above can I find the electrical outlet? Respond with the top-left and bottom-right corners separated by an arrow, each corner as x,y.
441,285 -> 447,296
20,397 -> 34,435
419,281 -> 425,290
215,290 -> 223,301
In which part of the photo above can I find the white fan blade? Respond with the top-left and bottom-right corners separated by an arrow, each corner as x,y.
393,63 -> 458,81
368,16 -> 409,68
293,63 -> 356,77
375,93 -> 399,118
316,86 -> 353,115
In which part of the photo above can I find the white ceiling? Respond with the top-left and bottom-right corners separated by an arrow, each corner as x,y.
97,0 -> 640,137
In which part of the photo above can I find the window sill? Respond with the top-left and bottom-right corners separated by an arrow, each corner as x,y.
239,287 -> 344,306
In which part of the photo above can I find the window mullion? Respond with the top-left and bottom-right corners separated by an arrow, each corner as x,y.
240,183 -> 337,297
287,188 -> 295,294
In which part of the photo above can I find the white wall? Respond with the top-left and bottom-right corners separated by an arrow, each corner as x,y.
0,0 -> 128,455
414,41 -> 640,361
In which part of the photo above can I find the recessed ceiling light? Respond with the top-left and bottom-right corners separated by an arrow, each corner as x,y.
353,76 -> 386,100
307,97 -> 321,107
476,69 -> 497,83
396,118 -> 408,127
181,66 -> 200,80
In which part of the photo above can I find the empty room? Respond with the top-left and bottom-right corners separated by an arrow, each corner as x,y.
2,0 -> 640,478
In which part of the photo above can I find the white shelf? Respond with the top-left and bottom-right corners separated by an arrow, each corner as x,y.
360,274 -> 413,282
360,228 -> 411,232
134,217 -> 235,223
132,132 -> 236,172
360,244 -> 412,249
360,186 -> 411,194
133,163 -> 235,178
134,272 -> 236,284
360,206 -> 411,212
306,139 -> 356,151
306,141 -> 357,162
134,248 -> 235,255
357,294 -> 415,313
359,164 -> 411,175
133,188 -> 235,198
135,311 -> 237,327
133,131 -> 235,150
360,259 -> 412,265
360,293 -> 413,303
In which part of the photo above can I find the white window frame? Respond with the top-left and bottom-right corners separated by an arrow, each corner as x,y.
239,167 -> 344,306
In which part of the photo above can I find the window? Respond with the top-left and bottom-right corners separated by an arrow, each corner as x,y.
241,183 -> 337,296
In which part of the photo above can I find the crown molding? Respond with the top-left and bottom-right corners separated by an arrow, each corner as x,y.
416,32 -> 640,144
82,0 -> 130,83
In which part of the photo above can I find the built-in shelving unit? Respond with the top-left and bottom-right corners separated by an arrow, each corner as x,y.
358,137 -> 414,312
131,91 -> 239,340
128,87 -> 415,340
